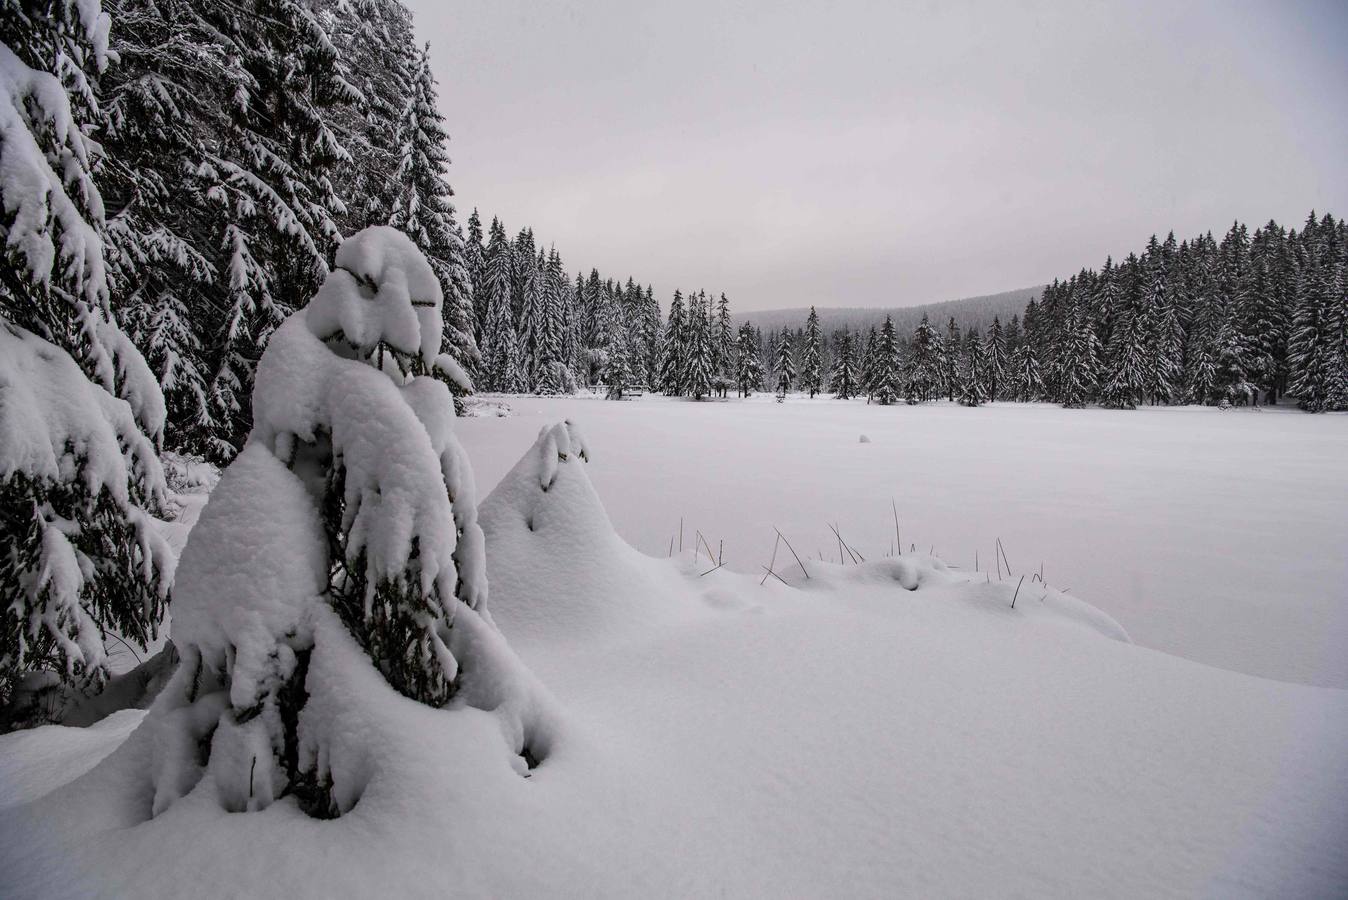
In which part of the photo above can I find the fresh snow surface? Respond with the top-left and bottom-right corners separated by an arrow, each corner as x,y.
2,415 -> 1346,898
459,394 -> 1348,689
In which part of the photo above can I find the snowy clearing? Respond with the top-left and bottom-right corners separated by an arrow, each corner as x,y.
459,394 -> 1348,689
2,418 -> 1345,898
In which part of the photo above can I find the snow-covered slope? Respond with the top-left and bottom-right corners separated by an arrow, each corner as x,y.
2,424 -> 1345,898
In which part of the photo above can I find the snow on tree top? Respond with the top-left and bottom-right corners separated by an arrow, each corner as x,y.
305,226 -> 444,366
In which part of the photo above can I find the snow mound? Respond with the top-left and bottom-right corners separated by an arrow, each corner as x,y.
479,421 -> 699,643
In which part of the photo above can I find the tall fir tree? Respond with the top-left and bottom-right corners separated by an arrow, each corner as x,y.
984,317 -> 1006,401
387,41 -> 477,381
800,306 -> 823,397
830,331 -> 859,399
870,316 -> 902,405
685,294 -> 715,400
905,314 -> 941,403
774,326 -> 795,393
658,290 -> 687,395
479,218 -> 519,391
735,320 -> 764,396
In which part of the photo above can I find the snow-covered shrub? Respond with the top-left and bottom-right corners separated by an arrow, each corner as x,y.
152,227 -> 546,817
0,322 -> 172,727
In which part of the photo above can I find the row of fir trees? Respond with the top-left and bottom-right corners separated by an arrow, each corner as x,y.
731,214 -> 1347,411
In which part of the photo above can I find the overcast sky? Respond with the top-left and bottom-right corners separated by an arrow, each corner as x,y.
406,0 -> 1348,312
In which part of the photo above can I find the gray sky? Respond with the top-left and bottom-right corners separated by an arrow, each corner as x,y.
408,0 -> 1348,312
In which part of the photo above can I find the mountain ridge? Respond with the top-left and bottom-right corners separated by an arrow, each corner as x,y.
732,285 -> 1045,334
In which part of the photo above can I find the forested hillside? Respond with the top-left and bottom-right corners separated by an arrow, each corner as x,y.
733,287 -> 1043,337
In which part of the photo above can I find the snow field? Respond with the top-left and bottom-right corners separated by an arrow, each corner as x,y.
4,420 -> 1344,898
459,394 -> 1348,688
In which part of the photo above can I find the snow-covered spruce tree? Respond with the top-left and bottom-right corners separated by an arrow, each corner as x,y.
0,1 -> 178,724
387,41 -> 479,389
871,316 -> 902,405
150,227 -> 546,817
0,323 -> 172,727
714,293 -> 733,380
517,254 -> 546,389
1056,301 -> 1101,408
0,0 -> 162,440
195,0 -> 356,459
600,330 -> 631,399
858,326 -> 877,401
959,331 -> 989,407
684,294 -> 715,399
478,218 -> 518,391
98,0 -> 234,451
1099,301 -> 1146,409
905,314 -> 941,403
830,330 -> 859,399
465,210 -> 487,342
318,0 -> 412,231
658,290 -> 687,395
800,306 -> 823,397
941,316 -> 960,400
1209,322 -> 1256,407
1140,252 -> 1184,406
1011,335 -> 1045,401
984,317 -> 1006,400
735,320 -> 763,396
774,326 -> 795,394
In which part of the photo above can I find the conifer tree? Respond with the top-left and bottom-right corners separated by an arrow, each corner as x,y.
479,218 -> 518,391
735,320 -> 764,396
942,317 -> 961,400
658,290 -> 687,395
800,306 -> 823,397
959,335 -> 989,407
984,317 -> 1007,400
321,0 -> 414,230
685,295 -> 715,400
1011,335 -> 1045,401
1057,302 -> 1101,408
1099,302 -> 1147,409
871,316 -> 902,405
774,326 -> 795,393
861,326 -> 878,401
1006,314 -> 1023,356
1209,322 -> 1256,407
831,331 -> 859,399
466,209 -> 487,341
387,41 -> 477,382
905,314 -> 941,403
518,256 -> 545,388
714,293 -> 734,379
1140,249 -> 1183,405
1288,214 -> 1346,411
600,329 -> 631,399
0,0 -> 173,720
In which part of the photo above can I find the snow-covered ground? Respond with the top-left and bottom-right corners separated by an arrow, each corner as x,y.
3,397 -> 1346,898
460,394 -> 1348,689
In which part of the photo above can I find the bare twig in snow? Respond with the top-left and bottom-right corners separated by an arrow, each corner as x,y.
774,527 -> 810,578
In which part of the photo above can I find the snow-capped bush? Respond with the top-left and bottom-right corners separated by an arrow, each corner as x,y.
0,322 -> 172,726
152,227 -> 547,817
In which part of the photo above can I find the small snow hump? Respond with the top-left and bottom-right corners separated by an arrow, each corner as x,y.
859,434 -> 871,443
